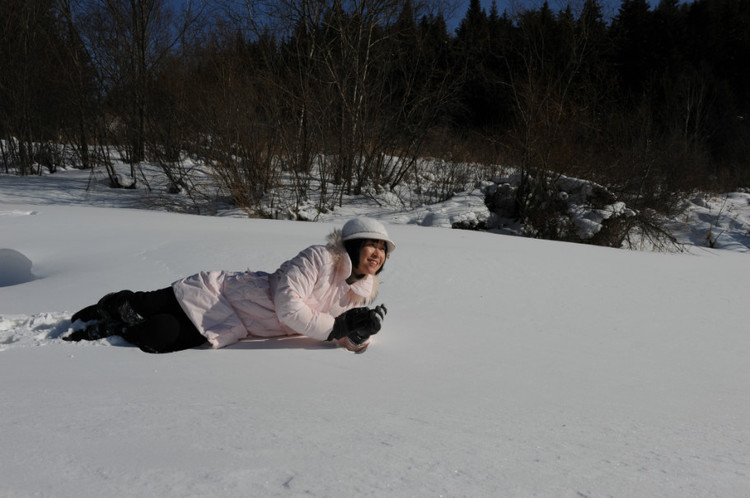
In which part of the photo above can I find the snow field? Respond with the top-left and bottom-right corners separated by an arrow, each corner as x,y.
1,168 -> 749,497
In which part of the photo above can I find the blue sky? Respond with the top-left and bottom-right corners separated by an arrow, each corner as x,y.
165,0 -> 679,34
447,0 -> 682,31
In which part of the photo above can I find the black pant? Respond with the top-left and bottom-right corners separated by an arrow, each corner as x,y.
123,287 -> 207,353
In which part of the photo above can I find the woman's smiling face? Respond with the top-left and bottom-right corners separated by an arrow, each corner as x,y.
353,239 -> 387,276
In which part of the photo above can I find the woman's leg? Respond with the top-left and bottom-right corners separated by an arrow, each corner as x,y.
122,287 -> 207,353
122,313 -> 207,353
128,287 -> 178,317
96,287 -> 179,324
67,287 -> 207,352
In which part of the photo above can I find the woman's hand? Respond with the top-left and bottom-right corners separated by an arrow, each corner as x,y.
337,336 -> 371,354
329,305 -> 387,341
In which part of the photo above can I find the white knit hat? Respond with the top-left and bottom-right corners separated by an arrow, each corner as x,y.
341,217 -> 396,253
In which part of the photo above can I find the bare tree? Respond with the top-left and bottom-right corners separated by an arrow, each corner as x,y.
0,0 -> 61,174
52,0 -> 100,170
205,0 -> 455,217
77,0 -> 201,186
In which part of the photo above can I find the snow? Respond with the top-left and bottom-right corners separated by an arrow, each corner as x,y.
0,247 -> 37,287
666,191 -> 750,253
1,166 -> 749,497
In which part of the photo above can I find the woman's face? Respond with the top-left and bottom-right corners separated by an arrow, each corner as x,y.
353,239 -> 387,276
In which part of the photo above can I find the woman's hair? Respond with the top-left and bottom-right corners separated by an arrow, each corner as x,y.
343,238 -> 387,275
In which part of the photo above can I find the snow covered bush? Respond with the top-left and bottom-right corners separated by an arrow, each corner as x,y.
483,171 -> 640,247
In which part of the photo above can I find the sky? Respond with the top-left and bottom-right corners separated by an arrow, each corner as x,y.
452,0 -> 682,22
162,1 -> 686,35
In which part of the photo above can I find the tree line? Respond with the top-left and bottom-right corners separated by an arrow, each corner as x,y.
1,0 -> 748,218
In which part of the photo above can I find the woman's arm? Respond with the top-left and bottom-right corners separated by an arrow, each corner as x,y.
272,246 -> 337,341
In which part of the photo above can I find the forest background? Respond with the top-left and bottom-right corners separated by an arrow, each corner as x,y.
1,0 -> 749,245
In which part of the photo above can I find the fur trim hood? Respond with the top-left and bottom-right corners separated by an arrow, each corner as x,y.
327,228 -> 379,304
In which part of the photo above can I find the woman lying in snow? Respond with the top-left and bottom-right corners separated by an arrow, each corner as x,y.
64,217 -> 393,354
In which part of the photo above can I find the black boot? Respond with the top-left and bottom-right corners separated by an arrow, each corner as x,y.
71,304 -> 104,324
98,290 -> 144,326
63,319 -> 124,342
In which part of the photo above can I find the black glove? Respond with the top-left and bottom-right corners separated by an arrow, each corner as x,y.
348,304 -> 387,344
328,304 -> 387,344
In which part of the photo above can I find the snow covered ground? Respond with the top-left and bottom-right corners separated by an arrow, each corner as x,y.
1,166 -> 749,497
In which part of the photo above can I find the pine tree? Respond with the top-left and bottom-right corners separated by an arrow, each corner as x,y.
453,0 -> 494,127
610,0 -> 657,98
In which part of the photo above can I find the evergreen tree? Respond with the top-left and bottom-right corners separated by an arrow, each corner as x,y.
486,2 -> 515,129
610,0 -> 657,98
453,0 -> 495,127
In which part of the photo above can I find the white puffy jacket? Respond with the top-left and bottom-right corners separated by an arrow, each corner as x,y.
171,230 -> 378,348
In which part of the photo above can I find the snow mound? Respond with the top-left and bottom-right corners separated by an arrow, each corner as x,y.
0,248 -> 37,287
417,189 -> 489,228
